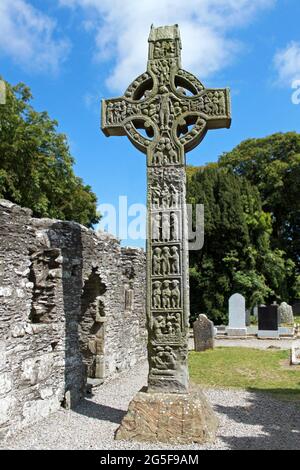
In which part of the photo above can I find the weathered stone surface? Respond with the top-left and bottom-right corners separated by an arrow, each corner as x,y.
0,397 -> 14,426
193,314 -> 214,352
115,388 -> 218,444
0,199 -> 147,438
101,23 -> 230,444
102,24 -> 231,396
278,302 -> 294,325
21,354 -> 54,385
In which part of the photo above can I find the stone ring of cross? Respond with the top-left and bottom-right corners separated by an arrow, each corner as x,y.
102,27 -> 231,163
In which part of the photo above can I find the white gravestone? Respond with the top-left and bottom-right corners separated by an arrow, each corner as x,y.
290,347 -> 300,365
226,293 -> 247,337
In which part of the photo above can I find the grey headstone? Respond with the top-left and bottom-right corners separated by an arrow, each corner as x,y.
278,302 -> 294,325
253,305 -> 258,318
246,309 -> 251,326
193,315 -> 215,352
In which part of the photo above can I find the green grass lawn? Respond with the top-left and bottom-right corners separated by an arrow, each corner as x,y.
189,347 -> 300,401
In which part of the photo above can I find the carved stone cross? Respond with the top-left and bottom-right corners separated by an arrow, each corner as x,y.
102,25 -> 231,394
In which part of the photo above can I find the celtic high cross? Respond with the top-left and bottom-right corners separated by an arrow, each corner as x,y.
102,25 -> 231,393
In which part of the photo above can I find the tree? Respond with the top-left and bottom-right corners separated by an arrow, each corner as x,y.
219,132 -> 300,277
187,166 -> 293,324
0,79 -> 100,227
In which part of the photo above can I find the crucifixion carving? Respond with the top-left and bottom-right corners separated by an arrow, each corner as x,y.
102,24 -> 231,393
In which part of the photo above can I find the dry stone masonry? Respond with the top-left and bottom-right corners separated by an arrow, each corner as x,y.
0,200 -> 147,439
102,24 -> 231,444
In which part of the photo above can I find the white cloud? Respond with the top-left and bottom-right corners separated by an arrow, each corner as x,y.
59,0 -> 275,93
0,0 -> 70,73
273,42 -> 300,86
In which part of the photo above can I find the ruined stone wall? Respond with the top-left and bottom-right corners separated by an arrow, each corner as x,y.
0,200 -> 147,438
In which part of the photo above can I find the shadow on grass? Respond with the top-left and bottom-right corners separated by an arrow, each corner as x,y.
215,387 -> 300,450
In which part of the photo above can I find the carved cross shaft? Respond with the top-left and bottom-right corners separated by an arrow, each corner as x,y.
102,25 -> 231,393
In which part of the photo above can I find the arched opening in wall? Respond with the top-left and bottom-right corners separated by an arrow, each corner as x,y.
79,269 -> 107,383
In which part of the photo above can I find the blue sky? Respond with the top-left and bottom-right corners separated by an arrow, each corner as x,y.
1,0 -> 300,247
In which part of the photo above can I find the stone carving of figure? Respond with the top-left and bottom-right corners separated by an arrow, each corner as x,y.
153,315 -> 165,337
161,280 -> 171,309
153,144 -> 163,166
170,212 -> 179,241
120,100 -> 127,121
112,102 -> 120,123
169,184 -> 178,208
162,212 -> 170,242
166,41 -> 175,57
161,246 -> 171,276
170,280 -> 180,308
152,346 -> 176,370
152,247 -> 162,276
166,311 -> 181,335
161,183 -> 169,209
152,213 -> 161,242
152,281 -> 162,309
153,41 -> 161,59
169,146 -> 178,164
159,94 -> 171,129
204,95 -> 214,115
151,185 -> 161,209
173,312 -> 181,334
107,103 -> 114,124
166,320 -> 173,335
217,91 -> 225,114
160,60 -> 170,84
163,153 -> 169,166
173,101 -> 182,116
169,246 -> 180,274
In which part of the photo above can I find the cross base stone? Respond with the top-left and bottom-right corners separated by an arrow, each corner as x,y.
115,387 -> 218,445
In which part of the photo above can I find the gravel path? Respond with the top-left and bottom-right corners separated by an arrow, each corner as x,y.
1,361 -> 300,451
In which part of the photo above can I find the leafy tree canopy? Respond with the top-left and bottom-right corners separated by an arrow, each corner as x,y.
0,79 -> 100,227
219,132 -> 300,272
187,166 -> 295,324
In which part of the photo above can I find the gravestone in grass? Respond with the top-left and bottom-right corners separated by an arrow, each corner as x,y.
258,305 -> 279,338
193,314 -> 215,352
226,293 -> 247,337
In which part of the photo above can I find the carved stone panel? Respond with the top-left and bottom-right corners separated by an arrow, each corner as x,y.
101,24 -> 231,394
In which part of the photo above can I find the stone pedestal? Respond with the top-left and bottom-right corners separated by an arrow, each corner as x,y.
226,327 -> 247,337
115,388 -> 218,444
257,330 -> 279,339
